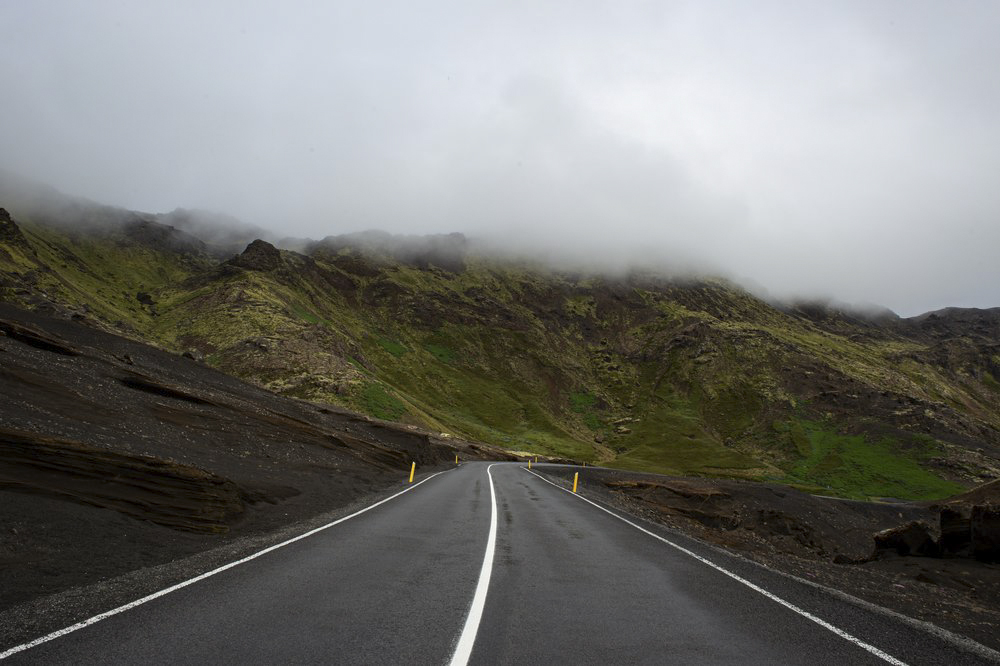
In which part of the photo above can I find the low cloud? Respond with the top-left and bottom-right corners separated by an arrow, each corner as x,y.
1,1 -> 998,315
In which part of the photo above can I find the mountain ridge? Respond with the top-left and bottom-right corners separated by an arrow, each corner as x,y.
1,181 -> 998,500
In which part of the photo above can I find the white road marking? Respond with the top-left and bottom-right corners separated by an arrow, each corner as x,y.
523,467 -> 910,666
0,470 -> 452,661
448,463 -> 499,666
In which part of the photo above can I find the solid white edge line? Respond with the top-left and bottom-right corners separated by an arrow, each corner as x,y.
523,467 -> 909,666
0,469 -> 452,661
448,463 -> 499,666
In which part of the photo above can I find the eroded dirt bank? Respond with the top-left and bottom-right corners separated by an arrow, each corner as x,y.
0,303 -> 512,614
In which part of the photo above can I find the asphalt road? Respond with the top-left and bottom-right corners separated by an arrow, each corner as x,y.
2,462 -> 995,665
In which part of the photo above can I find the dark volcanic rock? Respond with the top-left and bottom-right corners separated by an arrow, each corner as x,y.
0,207 -> 31,252
971,505 -> 1000,562
0,302 -> 508,611
874,521 -> 941,557
0,319 -> 81,356
939,507 -> 972,555
0,207 -> 16,238
0,427 -> 245,533
909,307 -> 1000,346
230,239 -> 282,271
927,479 -> 1000,561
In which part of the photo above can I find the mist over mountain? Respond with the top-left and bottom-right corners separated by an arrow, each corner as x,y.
3,3 -> 1000,316
6,169 -> 996,323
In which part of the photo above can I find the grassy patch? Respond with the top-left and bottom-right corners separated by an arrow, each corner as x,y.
983,372 -> 1000,393
568,391 -> 602,431
376,337 -> 408,357
424,342 -> 457,364
772,419 -> 811,456
359,383 -> 407,420
569,391 -> 597,411
289,303 -> 322,324
565,296 -> 597,318
611,394 -> 761,476
783,419 -> 964,500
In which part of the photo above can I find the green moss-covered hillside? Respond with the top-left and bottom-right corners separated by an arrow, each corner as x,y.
2,199 -> 998,500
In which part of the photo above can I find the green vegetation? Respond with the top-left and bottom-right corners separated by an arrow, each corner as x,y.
359,383 -> 407,420
781,419 -> 964,500
983,372 -> 1000,393
773,420 -> 811,456
568,391 -> 602,430
424,342 -> 457,364
376,337 -> 408,357
569,391 -> 596,411
565,296 -> 596,318
2,205 -> 996,500
612,393 -> 762,476
289,303 -> 322,324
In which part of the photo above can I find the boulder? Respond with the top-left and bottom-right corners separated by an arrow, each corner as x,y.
873,521 -> 940,557
971,506 -> 1000,562
182,349 -> 205,363
939,507 -> 972,555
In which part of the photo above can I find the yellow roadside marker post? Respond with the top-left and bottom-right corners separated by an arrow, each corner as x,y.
528,458 -> 531,469
409,461 -> 416,483
572,472 -> 579,493
455,454 -> 459,465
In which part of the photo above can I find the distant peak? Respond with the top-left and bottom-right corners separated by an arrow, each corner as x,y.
0,206 -> 30,248
309,230 -> 468,272
230,239 -> 282,271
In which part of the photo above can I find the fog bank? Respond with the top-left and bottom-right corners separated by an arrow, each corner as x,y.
2,2 -> 999,316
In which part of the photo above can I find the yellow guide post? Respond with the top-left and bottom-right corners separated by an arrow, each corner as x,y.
455,454 -> 459,464
528,458 -> 531,469
573,471 -> 579,493
409,461 -> 416,483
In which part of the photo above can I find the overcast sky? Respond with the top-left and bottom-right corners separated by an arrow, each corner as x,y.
2,1 -> 998,315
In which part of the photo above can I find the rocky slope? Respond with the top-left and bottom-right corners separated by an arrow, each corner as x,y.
1,180 -> 998,500
0,303 -> 508,610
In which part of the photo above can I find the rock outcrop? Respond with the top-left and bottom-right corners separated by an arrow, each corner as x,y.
0,207 -> 31,252
873,521 -> 940,557
229,239 -> 282,271
871,479 -> 1000,562
972,505 -> 1000,562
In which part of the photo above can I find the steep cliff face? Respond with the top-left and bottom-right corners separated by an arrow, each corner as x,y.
1,190 -> 998,499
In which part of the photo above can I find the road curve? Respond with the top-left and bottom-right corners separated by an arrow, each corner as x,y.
3,462 -> 995,665
474,464 -> 993,665
3,465 -> 490,665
